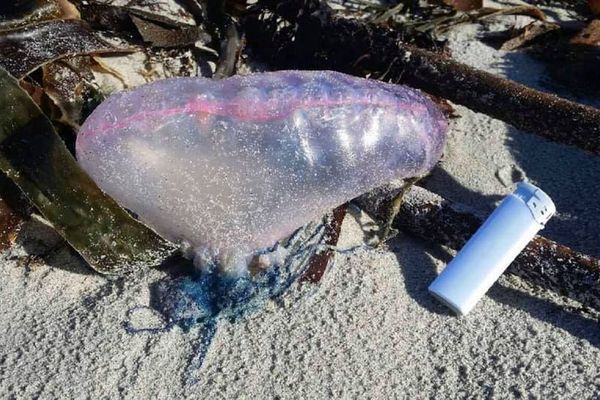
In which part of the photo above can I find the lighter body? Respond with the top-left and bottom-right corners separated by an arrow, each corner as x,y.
429,182 -> 556,315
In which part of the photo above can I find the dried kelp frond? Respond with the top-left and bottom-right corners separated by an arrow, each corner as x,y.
193,0 -> 243,78
442,0 -> 482,12
130,14 -> 209,48
571,19 -> 600,46
126,1 -> 210,48
128,0 -> 196,24
300,204 -> 346,283
245,0 -> 444,60
0,0 -> 79,30
404,4 -> 546,37
212,21 -> 242,79
42,57 -> 97,129
0,197 -> 24,252
72,0 -> 207,43
19,79 -> 46,106
71,1 -> 141,39
591,0 -> 600,15
0,19 -> 137,79
499,21 -> 559,51
0,173 -> 30,251
0,67 -> 175,273
512,19 -> 600,98
474,5 -> 546,21
336,0 -> 545,40
225,0 -> 249,16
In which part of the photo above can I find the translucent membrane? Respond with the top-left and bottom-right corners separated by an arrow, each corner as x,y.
77,70 -> 447,274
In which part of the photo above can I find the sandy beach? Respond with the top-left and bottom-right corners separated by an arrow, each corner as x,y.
1,1 -> 599,398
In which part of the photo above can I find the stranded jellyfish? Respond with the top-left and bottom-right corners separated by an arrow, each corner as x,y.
77,70 -> 447,275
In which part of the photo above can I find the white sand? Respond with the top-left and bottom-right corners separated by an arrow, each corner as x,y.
1,1 -> 600,398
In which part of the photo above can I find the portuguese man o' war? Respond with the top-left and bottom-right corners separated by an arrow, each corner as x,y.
76,70 -> 447,275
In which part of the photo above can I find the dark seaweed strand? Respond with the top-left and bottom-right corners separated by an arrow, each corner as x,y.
0,66 -> 175,273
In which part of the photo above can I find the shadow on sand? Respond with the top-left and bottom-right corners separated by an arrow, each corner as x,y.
391,235 -> 600,348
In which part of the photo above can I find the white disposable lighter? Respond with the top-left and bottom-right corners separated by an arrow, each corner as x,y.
428,181 -> 556,315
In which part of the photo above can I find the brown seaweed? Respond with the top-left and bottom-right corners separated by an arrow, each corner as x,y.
0,0 -> 79,30
0,19 -> 136,78
73,0 -> 210,47
0,66 -> 175,273
130,14 -> 208,48
42,57 -> 96,128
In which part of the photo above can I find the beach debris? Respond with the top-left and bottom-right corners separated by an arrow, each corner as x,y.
71,0 -> 212,48
429,182 -> 556,315
443,0 -> 482,12
501,18 -> 600,98
42,57 -> 98,129
371,2 -> 408,25
129,14 -> 208,48
212,21 -> 242,79
0,19 -> 137,79
0,170 -> 34,253
368,0 -> 545,37
590,0 -> 600,15
357,184 -> 600,316
473,5 -> 545,22
76,70 -> 447,276
0,0 -> 593,292
243,0 -> 600,154
27,48 -> 200,135
499,21 -> 560,51
73,0 -> 198,34
571,19 -> 600,47
169,0 -> 243,79
0,197 -> 23,252
0,66 -> 175,273
78,0 -> 210,49
300,204 -> 347,283
0,0 -> 79,30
